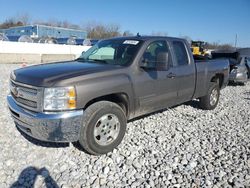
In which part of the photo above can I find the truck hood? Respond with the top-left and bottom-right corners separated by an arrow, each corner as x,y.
12,60 -> 121,86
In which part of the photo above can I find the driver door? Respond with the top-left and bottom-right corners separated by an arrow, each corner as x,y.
133,40 -> 178,114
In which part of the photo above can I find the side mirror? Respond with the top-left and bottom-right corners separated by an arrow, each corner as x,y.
81,51 -> 85,56
156,52 -> 169,71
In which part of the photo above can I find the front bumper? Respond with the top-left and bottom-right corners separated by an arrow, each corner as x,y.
7,95 -> 83,142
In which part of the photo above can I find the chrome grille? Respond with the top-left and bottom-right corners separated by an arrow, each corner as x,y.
10,80 -> 43,112
12,95 -> 37,108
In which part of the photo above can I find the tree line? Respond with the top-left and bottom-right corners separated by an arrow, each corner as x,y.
0,15 -> 135,39
0,14 -> 234,49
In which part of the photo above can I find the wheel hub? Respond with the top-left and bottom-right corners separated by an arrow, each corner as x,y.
210,88 -> 218,106
93,114 -> 120,146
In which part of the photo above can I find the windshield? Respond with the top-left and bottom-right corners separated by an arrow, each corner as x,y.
78,39 -> 143,66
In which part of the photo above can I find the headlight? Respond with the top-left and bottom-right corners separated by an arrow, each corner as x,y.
44,87 -> 76,111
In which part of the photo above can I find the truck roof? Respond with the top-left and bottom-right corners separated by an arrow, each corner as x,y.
106,36 -> 186,42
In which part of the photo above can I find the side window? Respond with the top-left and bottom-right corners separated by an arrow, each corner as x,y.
172,41 -> 189,66
142,40 -> 168,68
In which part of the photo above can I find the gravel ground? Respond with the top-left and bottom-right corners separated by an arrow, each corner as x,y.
0,64 -> 250,188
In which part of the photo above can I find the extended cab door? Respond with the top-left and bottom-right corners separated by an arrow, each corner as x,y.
133,40 -> 178,115
170,40 -> 196,104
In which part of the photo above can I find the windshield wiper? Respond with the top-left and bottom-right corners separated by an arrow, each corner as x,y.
89,59 -> 108,64
75,57 -> 86,62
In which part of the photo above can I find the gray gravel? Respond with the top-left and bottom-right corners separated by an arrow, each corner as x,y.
0,64 -> 250,188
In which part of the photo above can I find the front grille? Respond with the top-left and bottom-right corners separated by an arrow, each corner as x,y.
10,80 -> 43,112
12,95 -> 37,108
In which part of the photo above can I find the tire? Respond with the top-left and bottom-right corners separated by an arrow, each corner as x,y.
79,101 -> 127,155
239,82 -> 245,86
199,82 -> 220,110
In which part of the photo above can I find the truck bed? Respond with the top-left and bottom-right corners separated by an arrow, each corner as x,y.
194,59 -> 229,98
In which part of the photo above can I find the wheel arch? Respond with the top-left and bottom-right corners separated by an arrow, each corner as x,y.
83,93 -> 130,118
210,73 -> 224,88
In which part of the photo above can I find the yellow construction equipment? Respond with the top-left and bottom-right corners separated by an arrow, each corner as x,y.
191,41 -> 206,56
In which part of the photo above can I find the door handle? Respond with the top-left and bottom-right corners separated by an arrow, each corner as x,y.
167,73 -> 176,78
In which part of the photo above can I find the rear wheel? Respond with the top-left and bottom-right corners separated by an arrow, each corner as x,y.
199,82 -> 220,110
79,101 -> 127,155
239,82 -> 245,86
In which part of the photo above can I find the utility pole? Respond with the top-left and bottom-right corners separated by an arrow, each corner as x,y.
235,34 -> 238,49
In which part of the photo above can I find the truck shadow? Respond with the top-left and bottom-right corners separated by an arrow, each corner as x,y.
10,166 -> 59,188
183,100 -> 200,109
16,125 -> 69,148
72,142 -> 91,154
228,82 -> 246,86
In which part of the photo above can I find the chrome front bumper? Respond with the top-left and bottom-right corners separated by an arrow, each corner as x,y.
7,95 -> 83,142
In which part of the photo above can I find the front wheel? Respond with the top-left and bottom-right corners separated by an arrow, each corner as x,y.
199,82 -> 220,110
79,101 -> 127,155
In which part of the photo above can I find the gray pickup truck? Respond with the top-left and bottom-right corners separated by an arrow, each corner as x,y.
7,36 -> 229,155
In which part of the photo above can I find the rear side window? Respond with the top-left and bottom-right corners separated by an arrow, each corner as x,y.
172,41 -> 189,66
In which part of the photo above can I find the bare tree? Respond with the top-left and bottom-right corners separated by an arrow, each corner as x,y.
178,35 -> 234,50
34,18 -> 81,29
106,24 -> 120,37
0,13 -> 31,29
206,42 -> 234,50
123,30 -> 134,36
84,22 -> 121,39
16,13 -> 31,25
0,18 -> 24,29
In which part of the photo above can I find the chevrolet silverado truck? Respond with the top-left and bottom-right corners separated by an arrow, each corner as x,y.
7,36 -> 229,155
